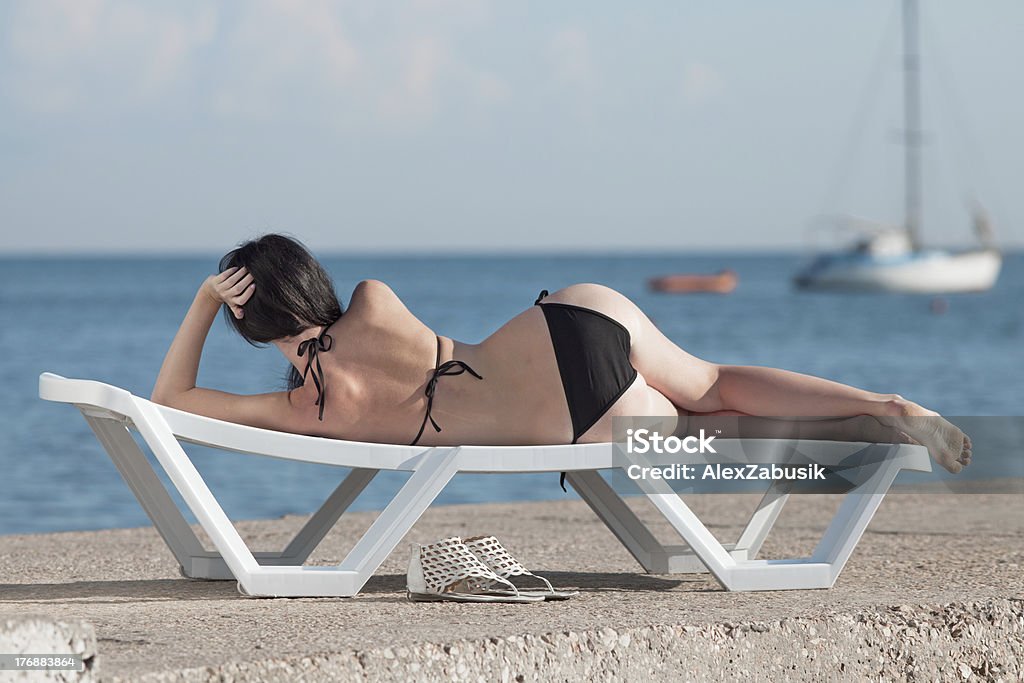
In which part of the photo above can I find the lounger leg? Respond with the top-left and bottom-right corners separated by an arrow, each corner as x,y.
129,402 -> 265,588
186,467 -> 379,580
651,479 -> 794,572
642,483 -> 741,587
565,471 -> 668,572
131,402 -> 463,596
568,470 -> 784,574
732,480 -> 793,560
811,450 -> 901,574
111,399 -> 464,596
86,411 -> 382,581
226,447 -> 461,596
631,472 -> 833,591
279,468 -> 378,562
83,414 -> 209,571
337,448 -> 461,580
639,446 -> 907,591
711,449 -> 904,591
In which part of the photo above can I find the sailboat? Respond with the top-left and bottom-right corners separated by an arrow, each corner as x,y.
794,0 -> 1001,293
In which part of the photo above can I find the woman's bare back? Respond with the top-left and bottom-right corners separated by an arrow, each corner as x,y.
304,282 -> 687,447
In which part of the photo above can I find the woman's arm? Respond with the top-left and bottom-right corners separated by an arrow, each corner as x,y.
151,268 -> 295,430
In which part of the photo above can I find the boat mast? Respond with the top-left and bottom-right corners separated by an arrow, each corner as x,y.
903,0 -> 922,249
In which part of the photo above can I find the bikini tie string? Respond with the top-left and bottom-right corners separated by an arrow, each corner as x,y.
423,360 -> 484,434
411,337 -> 483,446
297,328 -> 334,421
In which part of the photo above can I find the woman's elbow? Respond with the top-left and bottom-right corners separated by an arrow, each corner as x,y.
150,387 -> 184,409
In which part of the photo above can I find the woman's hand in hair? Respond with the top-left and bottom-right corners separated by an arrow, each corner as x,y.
204,266 -> 256,319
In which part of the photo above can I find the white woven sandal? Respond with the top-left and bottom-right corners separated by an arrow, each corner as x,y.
406,536 -> 544,603
463,535 -> 578,600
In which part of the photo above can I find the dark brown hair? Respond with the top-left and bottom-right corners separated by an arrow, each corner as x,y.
218,233 -> 343,389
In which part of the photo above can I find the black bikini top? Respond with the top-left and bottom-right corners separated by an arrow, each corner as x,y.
296,326 -> 483,444
411,336 -> 483,446
297,324 -> 334,421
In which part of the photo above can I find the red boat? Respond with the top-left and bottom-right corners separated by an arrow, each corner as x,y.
648,269 -> 738,294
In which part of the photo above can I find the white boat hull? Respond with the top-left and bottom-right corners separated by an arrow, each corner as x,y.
795,248 -> 1001,293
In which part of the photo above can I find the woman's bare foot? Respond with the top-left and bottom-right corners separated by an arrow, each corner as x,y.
878,399 -> 972,473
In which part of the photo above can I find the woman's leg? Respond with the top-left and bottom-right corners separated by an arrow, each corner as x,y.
545,283 -> 970,472
682,411 -> 913,447
628,309 -> 903,418
566,285 -> 973,473
620,385 -> 911,448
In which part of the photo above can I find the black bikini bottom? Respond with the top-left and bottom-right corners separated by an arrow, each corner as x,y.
535,290 -> 639,489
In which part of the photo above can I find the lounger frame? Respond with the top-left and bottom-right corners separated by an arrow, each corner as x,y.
39,373 -> 931,596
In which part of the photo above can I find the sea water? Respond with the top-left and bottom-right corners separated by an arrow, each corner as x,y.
1,252 -> 1021,534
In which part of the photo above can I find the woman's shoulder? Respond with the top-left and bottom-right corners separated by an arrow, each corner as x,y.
353,279 -> 392,295
349,279 -> 405,319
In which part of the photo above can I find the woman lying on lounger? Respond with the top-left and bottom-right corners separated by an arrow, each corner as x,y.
151,234 -> 971,474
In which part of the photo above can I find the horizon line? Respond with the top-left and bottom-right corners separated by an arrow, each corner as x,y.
3,245 -> 1022,259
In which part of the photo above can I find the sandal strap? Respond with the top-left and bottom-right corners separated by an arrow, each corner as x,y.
417,536 -> 518,595
463,536 -> 556,594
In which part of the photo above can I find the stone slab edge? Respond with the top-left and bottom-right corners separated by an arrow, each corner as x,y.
108,599 -> 1023,683
0,614 -> 98,683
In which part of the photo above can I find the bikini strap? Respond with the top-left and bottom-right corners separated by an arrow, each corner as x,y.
534,290 -> 549,305
297,325 -> 334,421
411,336 -> 483,446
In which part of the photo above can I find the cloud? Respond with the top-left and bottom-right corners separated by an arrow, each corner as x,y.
548,27 -> 595,89
470,69 -> 511,105
205,2 -> 508,128
1,0 -> 507,129
378,35 -> 510,123
681,61 -> 724,103
4,0 -> 217,113
209,0 -> 360,120
405,37 -> 446,101
374,36 -> 447,123
409,0 -> 489,25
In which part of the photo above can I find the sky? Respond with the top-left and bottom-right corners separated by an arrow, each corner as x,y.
1,0 -> 1022,254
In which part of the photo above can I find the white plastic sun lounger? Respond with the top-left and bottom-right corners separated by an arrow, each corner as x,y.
39,373 -> 931,597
